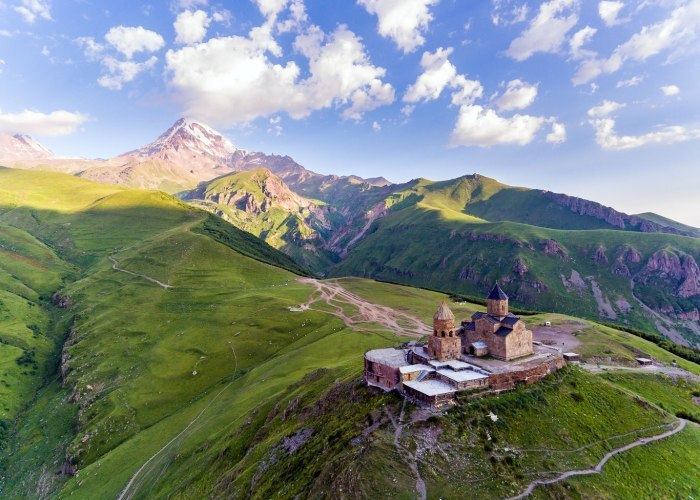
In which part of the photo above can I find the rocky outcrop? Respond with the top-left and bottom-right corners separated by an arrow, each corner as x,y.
611,245 -> 643,277
544,191 -> 696,237
677,255 -> 700,298
60,457 -> 78,476
52,293 -> 72,309
458,266 -> 478,282
616,245 -> 642,263
512,259 -> 528,277
541,239 -> 569,260
640,250 -> 700,298
592,245 -> 608,263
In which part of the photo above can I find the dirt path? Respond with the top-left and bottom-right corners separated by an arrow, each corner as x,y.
389,400 -> 427,500
509,419 -> 687,499
109,256 -> 172,289
579,362 -> 700,381
117,343 -> 239,499
514,422 -> 674,454
297,278 -> 431,338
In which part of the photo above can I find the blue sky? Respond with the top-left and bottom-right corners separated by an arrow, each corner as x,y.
1,0 -> 699,225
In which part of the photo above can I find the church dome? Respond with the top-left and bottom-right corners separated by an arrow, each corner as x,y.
434,301 -> 455,321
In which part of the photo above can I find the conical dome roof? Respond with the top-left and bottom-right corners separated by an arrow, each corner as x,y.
487,283 -> 508,301
434,300 -> 455,321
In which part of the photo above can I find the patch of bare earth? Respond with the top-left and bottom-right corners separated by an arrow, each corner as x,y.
296,278 -> 431,338
532,321 -> 585,353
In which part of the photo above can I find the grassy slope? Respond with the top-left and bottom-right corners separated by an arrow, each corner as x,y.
1,169 -> 698,498
536,424 -> 700,499
186,169 -> 335,273
185,171 -> 699,344
636,211 -> 700,238
333,193 -> 700,344
0,222 -> 70,439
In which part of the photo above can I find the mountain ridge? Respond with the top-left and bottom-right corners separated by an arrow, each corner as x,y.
2,120 -> 698,346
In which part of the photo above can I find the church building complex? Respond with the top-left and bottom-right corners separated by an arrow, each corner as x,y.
364,285 -> 564,407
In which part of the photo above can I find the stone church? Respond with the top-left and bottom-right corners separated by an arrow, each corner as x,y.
461,284 -> 533,361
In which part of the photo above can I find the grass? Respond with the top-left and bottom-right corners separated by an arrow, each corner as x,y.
601,372 -> 700,420
331,178 -> 700,345
1,168 -> 699,498
535,424 -> 700,499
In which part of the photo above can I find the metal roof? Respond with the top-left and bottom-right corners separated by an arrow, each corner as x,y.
487,283 -> 509,301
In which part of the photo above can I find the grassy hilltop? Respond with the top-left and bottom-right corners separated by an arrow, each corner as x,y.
0,169 -> 698,498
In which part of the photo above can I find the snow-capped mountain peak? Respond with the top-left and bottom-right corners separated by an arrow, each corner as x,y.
124,118 -> 242,161
0,133 -> 55,161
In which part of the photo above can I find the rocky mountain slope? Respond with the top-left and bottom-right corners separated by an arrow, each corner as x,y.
2,120 -> 698,347
0,169 -> 697,498
0,133 -> 54,160
185,168 -> 700,346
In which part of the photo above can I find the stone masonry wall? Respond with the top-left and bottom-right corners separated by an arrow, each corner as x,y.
487,356 -> 565,391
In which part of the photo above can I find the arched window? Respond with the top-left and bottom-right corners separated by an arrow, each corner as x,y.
441,331 -> 445,337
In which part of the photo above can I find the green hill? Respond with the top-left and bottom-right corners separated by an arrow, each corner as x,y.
183,172 -> 700,347
183,169 -> 337,273
331,175 -> 700,347
1,170 -> 698,498
635,212 -> 700,238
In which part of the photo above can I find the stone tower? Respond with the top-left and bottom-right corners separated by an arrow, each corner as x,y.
487,283 -> 509,318
428,301 -> 461,361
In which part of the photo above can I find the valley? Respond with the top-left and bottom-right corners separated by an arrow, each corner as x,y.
5,119 -> 697,348
0,130 -> 700,498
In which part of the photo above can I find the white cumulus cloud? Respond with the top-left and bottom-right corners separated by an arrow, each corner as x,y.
569,26 -> 597,60
661,84 -> 680,96
491,0 -> 529,26
591,118 -> 700,150
505,0 -> 579,61
14,0 -> 51,23
587,100 -> 625,117
616,75 -> 643,87
77,26 -> 165,91
598,1 -> 625,27
0,109 -> 89,136
573,0 -> 700,85
174,10 -> 211,44
494,79 -> 538,111
450,105 -> 556,147
546,122 -> 567,143
357,0 -> 440,53
255,0 -> 290,20
105,26 -> 166,59
165,24 -> 394,124
97,56 -> 158,90
403,47 -> 483,106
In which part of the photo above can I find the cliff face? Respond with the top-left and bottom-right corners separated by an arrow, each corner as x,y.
544,191 -> 695,237
639,250 -> 700,299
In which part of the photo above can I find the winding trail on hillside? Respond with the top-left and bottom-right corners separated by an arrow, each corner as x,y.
579,362 -> 700,381
508,419 -> 687,499
109,256 -> 173,289
296,278 -> 431,338
117,343 -> 239,500
389,400 -> 427,500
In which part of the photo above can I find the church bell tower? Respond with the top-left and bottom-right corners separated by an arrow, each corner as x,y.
428,301 -> 461,361
487,283 -> 509,318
